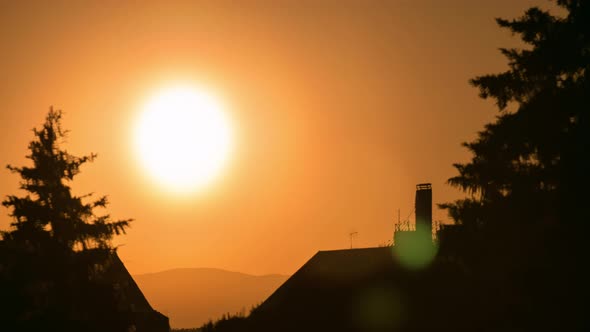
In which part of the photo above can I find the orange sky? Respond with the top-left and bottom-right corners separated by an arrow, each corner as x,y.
0,0 -> 555,276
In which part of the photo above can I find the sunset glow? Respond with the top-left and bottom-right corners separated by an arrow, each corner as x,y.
134,86 -> 232,193
1,0 -> 556,290
2,1 -> 581,330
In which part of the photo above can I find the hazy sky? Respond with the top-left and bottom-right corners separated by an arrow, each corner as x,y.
0,0 -> 556,275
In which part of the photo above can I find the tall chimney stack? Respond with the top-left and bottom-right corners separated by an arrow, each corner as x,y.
415,183 -> 432,240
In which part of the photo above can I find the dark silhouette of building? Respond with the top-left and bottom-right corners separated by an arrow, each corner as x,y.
250,247 -> 469,331
103,253 -> 170,332
415,183 -> 432,236
0,250 -> 169,332
394,183 -> 433,246
249,184 -> 469,331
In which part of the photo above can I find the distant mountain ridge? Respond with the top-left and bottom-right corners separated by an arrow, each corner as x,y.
133,268 -> 288,329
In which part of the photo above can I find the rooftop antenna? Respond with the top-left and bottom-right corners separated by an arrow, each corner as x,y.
349,231 -> 358,249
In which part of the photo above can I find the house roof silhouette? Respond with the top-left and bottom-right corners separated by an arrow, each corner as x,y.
103,253 -> 170,332
250,246 -> 469,332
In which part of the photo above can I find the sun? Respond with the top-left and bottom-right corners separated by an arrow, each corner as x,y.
134,85 -> 232,193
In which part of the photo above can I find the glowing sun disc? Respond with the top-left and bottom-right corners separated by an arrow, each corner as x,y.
135,86 -> 232,193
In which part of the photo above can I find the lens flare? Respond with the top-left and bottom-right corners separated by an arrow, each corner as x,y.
391,227 -> 438,270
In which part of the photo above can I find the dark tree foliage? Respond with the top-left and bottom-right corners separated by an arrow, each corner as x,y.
442,0 -> 589,229
2,109 -> 130,251
440,1 -> 589,330
0,109 -> 132,331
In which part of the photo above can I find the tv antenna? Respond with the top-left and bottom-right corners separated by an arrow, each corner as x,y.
349,231 -> 358,249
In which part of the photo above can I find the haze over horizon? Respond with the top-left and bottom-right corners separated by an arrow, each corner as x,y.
0,0 -> 558,276
132,267 -> 288,328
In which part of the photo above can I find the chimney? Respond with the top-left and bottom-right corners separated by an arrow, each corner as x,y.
415,183 -> 432,240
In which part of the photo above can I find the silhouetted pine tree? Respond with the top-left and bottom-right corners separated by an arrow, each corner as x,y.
2,108 -> 130,250
0,108 -> 132,331
440,1 -> 589,330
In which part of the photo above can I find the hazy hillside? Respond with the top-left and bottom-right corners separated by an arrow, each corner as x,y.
133,268 -> 288,328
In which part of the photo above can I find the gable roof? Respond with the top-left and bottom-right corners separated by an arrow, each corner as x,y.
103,253 -> 157,313
103,253 -> 170,331
250,247 -> 405,330
263,247 -> 396,300
250,246 -> 468,331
